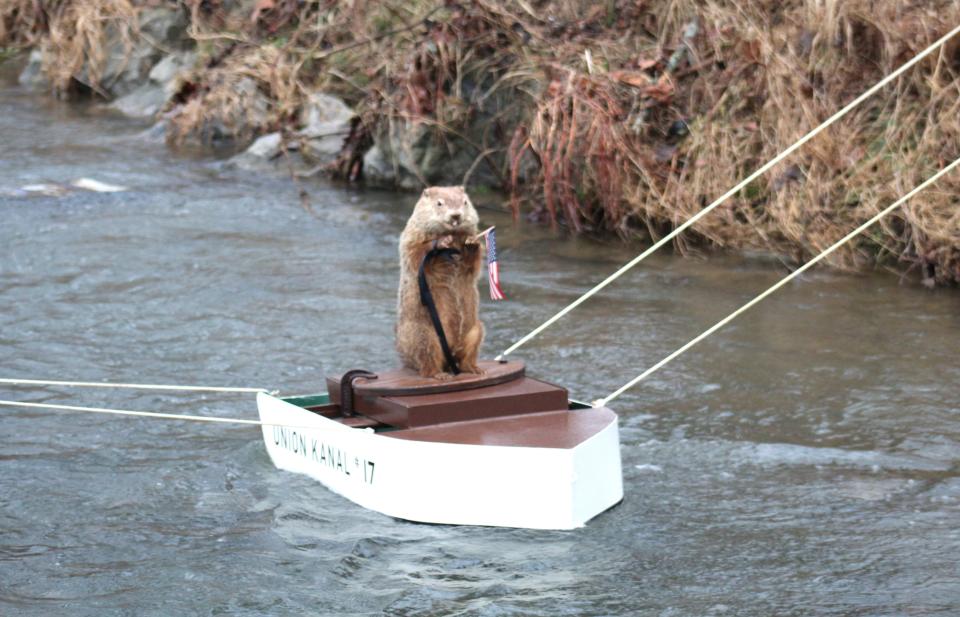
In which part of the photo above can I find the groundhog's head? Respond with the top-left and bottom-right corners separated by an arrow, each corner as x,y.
409,186 -> 479,237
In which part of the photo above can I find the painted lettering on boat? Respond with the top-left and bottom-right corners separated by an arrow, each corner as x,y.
272,426 -> 375,485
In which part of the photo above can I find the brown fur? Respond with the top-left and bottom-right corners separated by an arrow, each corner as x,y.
396,186 -> 484,380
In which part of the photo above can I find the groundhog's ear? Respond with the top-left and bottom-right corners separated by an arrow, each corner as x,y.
422,187 -> 435,198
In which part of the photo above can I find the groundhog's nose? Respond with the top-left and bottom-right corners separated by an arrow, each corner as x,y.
448,213 -> 462,226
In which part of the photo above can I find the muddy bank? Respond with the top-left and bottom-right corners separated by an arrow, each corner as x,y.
2,1 -> 960,284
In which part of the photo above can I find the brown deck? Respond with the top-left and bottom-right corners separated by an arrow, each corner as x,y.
328,360 -> 525,398
385,407 -> 617,449
302,360 -> 615,448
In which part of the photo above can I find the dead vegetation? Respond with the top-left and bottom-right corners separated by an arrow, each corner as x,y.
3,0 -> 960,284
1,0 -> 140,95
0,0 -> 49,48
45,0 -> 139,95
164,42 -> 306,143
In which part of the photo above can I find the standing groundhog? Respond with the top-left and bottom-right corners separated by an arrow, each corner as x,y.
396,186 -> 484,380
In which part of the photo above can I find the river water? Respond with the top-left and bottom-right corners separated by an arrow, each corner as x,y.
1,67 -> 959,616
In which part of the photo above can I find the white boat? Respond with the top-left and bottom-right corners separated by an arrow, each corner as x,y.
257,361 -> 623,530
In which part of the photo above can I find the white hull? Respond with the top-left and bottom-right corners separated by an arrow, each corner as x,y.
257,392 -> 623,530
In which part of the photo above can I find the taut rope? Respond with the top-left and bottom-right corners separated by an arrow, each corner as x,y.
497,24 -> 960,361
594,155 -> 960,407
0,399 -> 317,431
0,378 -> 271,394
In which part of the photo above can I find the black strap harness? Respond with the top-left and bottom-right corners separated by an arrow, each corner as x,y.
418,243 -> 461,375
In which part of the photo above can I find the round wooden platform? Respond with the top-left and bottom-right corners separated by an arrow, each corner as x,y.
344,360 -> 525,397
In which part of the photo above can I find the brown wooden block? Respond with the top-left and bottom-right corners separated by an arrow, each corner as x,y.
363,377 -> 568,428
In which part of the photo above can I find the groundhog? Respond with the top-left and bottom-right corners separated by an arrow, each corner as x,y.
396,186 -> 484,380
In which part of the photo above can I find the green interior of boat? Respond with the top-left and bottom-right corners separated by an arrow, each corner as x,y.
282,393 -> 330,407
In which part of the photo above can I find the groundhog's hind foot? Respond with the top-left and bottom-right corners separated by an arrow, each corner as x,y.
431,372 -> 455,381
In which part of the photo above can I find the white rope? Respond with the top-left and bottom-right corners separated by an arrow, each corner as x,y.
497,24 -> 960,361
0,378 -> 271,394
594,155 -> 960,408
0,399 -> 318,431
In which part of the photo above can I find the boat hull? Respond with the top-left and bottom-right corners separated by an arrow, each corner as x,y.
257,392 -> 623,529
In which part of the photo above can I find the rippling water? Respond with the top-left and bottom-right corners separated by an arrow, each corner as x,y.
2,66 -> 959,616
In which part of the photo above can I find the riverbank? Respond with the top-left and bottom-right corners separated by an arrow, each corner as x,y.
2,1 -> 959,284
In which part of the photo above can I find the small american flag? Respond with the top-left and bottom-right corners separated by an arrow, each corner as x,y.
483,227 -> 506,301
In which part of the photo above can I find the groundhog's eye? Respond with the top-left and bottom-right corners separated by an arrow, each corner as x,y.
436,200 -> 443,208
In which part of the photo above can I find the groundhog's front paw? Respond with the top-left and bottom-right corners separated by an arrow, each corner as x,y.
460,364 -> 485,376
432,372 -> 455,381
436,235 -> 456,249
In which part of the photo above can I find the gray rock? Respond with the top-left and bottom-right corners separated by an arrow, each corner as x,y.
362,144 -> 400,188
191,76 -> 271,144
94,39 -> 159,98
148,51 -> 195,94
245,132 -> 284,159
228,92 -> 356,172
107,50 -> 194,118
235,77 -> 271,132
301,92 -> 353,135
16,7 -> 190,98
365,119 -> 492,190
82,7 -> 190,98
359,74 -> 521,190
138,6 -> 189,49
228,132 -> 293,171
109,83 -> 168,117
300,92 -> 354,164
18,49 -> 47,89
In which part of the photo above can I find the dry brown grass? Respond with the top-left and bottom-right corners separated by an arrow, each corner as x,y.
162,0 -> 351,144
5,0 -> 960,283
44,0 -> 138,95
1,0 -> 140,95
491,0 -> 960,283
0,0 -> 46,48
165,43 -> 306,144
